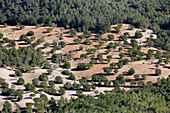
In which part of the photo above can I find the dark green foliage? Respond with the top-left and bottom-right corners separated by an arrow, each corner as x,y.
17,78 -> 25,85
54,76 -> 63,84
77,63 -> 87,70
128,68 -> 135,75
103,68 -> 112,74
58,87 -> 65,95
0,33 -> 3,39
63,61 -> 71,69
15,70 -> 23,76
62,70 -> 71,75
38,73 -> 48,81
155,69 -> 161,76
2,101 -> 12,113
114,27 -> 120,33
107,34 -> 114,41
27,31 -> 34,36
24,83 -> 35,91
70,29 -> 77,36
64,82 -> 72,90
135,31 -> 143,38
59,41 -> 66,48
69,73 -> 76,80
0,46 -> 44,68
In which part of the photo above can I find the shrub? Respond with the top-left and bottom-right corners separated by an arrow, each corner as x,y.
77,63 -> 87,70
38,73 -> 48,81
155,69 -> 161,76
15,70 -> 23,76
69,73 -> 76,80
107,34 -> 114,41
114,69 -> 119,73
58,87 -> 65,95
64,82 -> 72,90
17,78 -> 25,85
27,31 -> 34,36
54,76 -> 63,84
135,31 -> 143,38
128,68 -> 135,75
63,62 -> 71,69
62,70 -> 71,75
134,74 -> 140,80
104,68 -> 112,74
47,28 -> 53,33
24,83 -> 35,91
0,33 -> 3,39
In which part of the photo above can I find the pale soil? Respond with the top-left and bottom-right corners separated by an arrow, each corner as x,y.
0,24 -> 169,110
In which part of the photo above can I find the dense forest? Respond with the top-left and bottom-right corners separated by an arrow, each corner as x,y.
0,0 -> 169,50
1,76 -> 169,112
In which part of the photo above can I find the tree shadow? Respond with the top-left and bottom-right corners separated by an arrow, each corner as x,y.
18,43 -> 27,45
67,43 -> 77,45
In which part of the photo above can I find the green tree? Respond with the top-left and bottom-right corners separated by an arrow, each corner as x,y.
104,68 -> 112,74
64,82 -> 72,90
155,69 -> 161,76
55,76 -> 63,84
70,29 -> 77,36
15,70 -> 23,76
17,78 -> 25,85
58,87 -> 65,95
128,68 -> 135,75
2,101 -> 12,113
38,74 -> 48,81
135,31 -> 143,38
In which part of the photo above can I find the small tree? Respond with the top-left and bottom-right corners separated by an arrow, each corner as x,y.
59,41 -> 66,48
63,62 -> 71,69
27,31 -> 34,36
77,63 -> 87,70
38,74 -> 48,81
128,68 -> 135,75
0,33 -> 3,39
135,31 -> 143,38
114,27 -> 120,33
107,34 -> 114,41
69,73 -> 76,80
104,68 -> 112,74
130,80 -> 136,86
15,70 -> 23,76
17,78 -> 25,85
47,28 -> 52,33
134,74 -> 140,80
114,69 -> 119,73
64,82 -> 72,90
155,69 -> 161,76
117,63 -> 123,68
70,29 -> 77,36
2,101 -> 12,113
55,76 -> 63,84
58,87 -> 65,95
110,62 -> 116,68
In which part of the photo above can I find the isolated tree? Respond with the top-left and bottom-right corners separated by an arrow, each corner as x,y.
92,75 -> 100,82
107,34 -> 114,41
17,78 -> 25,85
73,82 -> 81,89
117,63 -> 123,68
70,29 -> 77,36
134,74 -> 140,80
69,73 -> 76,80
77,63 -> 87,70
63,61 -> 71,69
15,70 -> 23,76
113,80 -> 119,86
137,80 -> 145,87
114,27 -> 120,33
83,83 -> 91,91
32,78 -> 39,86
142,74 -> 148,80
49,81 -> 55,88
104,68 -> 112,74
110,62 -> 116,68
0,33 -> 3,39
59,41 -> 66,48
58,87 -> 65,95
73,39 -> 81,44
130,80 -> 136,86
47,28 -> 52,33
43,43 -> 50,48
119,53 -> 125,59
135,31 -> 143,38
38,74 -> 48,81
24,83 -> 35,91
55,76 -> 63,84
2,101 -> 12,113
114,69 -> 119,73
27,31 -> 34,36
119,47 -> 123,52
64,82 -> 72,90
83,39 -> 92,45
128,68 -> 135,75
155,69 -> 161,76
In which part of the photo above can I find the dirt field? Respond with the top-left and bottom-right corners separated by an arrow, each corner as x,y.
0,24 -> 169,109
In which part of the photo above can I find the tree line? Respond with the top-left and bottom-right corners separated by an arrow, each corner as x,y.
0,0 -> 169,50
